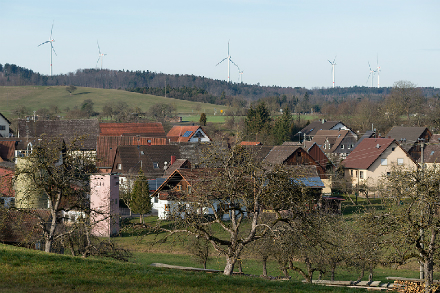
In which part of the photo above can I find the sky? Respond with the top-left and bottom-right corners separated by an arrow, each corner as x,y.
1,0 -> 439,89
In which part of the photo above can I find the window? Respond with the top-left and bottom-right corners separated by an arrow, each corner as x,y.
140,151 -> 144,155
392,147 -> 395,151
154,196 -> 158,203
117,163 -> 122,170
360,171 -> 364,179
350,170 -> 353,176
187,186 -> 192,194
153,162 -> 159,169
387,172 -> 391,176
0,126 -> 5,130
341,145 -> 345,149
176,185 -> 182,191
381,159 -> 387,166
397,158 -> 404,165
165,204 -> 170,212
355,171 -> 358,177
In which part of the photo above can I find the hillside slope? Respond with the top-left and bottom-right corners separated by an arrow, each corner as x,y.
0,86 -> 232,119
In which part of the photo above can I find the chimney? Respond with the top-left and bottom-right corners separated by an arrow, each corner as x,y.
170,155 -> 176,165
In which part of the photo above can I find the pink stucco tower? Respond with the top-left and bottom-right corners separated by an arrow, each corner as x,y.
90,174 -> 120,237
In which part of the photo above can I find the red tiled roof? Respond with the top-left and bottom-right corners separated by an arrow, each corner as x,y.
166,126 -> 206,142
96,136 -> 167,168
342,138 -> 395,169
240,141 -> 262,146
99,122 -> 166,137
0,167 -> 14,197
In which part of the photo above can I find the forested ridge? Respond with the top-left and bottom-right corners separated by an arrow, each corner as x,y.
2,62 -> 440,104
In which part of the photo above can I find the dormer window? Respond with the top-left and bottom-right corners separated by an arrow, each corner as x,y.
153,162 -> 159,169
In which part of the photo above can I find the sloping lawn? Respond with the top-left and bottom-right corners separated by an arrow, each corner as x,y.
0,244 -> 365,293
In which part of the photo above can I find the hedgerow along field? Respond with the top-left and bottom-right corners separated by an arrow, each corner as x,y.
0,86 -> 235,119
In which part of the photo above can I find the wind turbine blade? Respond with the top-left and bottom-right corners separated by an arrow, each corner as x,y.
50,21 -> 54,39
230,59 -> 240,69
328,60 -> 332,64
38,41 -> 50,47
51,44 -> 57,56
96,56 -> 101,66
333,56 -> 336,63
228,40 -> 230,56
97,41 -> 101,54
216,57 -> 228,66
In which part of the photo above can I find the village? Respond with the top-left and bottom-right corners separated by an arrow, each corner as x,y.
1,109 -> 439,290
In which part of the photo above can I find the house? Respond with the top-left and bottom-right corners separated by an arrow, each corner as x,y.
99,122 -> 167,138
310,130 -> 357,162
342,138 -> 417,190
111,145 -> 181,180
386,126 -> 432,162
299,120 -> 357,141
90,174 -> 120,237
96,136 -> 167,173
0,113 -> 12,138
263,145 -> 327,178
163,158 -> 191,178
151,169 -> 211,219
166,126 -> 211,143
283,141 -> 333,175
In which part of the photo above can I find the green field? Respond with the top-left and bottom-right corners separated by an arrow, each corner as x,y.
0,244 -> 366,293
0,86 -> 234,119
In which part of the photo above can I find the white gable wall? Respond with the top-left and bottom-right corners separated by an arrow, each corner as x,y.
0,115 -> 10,137
189,129 -> 210,142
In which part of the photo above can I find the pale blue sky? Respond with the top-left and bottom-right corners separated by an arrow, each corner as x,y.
1,0 -> 439,89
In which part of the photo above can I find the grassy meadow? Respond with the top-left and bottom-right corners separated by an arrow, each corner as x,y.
0,86 -> 233,119
0,243 -> 368,293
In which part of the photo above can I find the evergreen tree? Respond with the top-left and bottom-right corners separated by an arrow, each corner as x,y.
130,169 -> 152,224
199,112 -> 207,126
245,102 -> 271,137
273,107 -> 293,145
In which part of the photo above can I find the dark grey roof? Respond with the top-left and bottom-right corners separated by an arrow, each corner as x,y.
421,144 -> 440,164
114,145 -> 181,179
386,127 -> 431,149
17,119 -> 99,150
263,145 -> 302,165
299,121 -> 341,136
354,131 -> 376,148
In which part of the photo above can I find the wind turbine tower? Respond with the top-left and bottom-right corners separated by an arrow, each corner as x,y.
376,55 -> 381,88
367,62 -> 377,87
96,41 -> 107,70
328,57 -> 336,88
216,41 -> 239,83
38,22 -> 57,76
238,69 -> 244,83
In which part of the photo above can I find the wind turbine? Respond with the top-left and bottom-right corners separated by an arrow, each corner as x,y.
328,57 -> 336,88
38,22 -> 57,76
376,55 -> 381,88
238,69 -> 244,83
216,41 -> 239,83
96,41 -> 107,70
367,62 -> 377,87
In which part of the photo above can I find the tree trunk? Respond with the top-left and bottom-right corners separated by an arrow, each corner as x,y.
139,214 -> 143,224
238,260 -> 243,274
305,258 -> 313,284
203,261 -> 207,270
45,239 -> 52,253
331,264 -> 336,281
424,258 -> 434,293
369,265 -> 373,282
262,256 -> 268,277
224,256 -> 236,275
357,269 -> 365,282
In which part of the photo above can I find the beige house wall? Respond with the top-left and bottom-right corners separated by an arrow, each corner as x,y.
345,142 -> 417,188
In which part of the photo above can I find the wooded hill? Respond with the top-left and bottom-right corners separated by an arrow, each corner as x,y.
2,63 -> 440,105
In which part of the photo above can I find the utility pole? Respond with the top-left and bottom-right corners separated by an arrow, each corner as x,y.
420,140 -> 425,280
